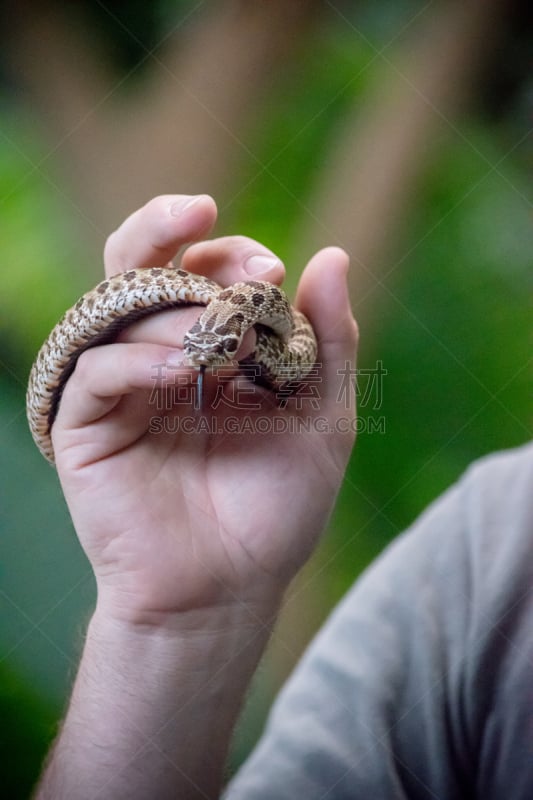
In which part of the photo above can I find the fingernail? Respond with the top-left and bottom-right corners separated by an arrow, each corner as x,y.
169,196 -> 203,217
244,254 -> 280,275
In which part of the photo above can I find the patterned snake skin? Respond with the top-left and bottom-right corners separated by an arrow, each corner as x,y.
26,267 -> 317,463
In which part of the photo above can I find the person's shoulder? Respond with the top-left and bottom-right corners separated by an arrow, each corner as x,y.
409,439 -> 533,542
458,440 -> 533,535
461,439 -> 533,487
353,440 -> 533,599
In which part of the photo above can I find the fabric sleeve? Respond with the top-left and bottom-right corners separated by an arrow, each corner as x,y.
224,442 -> 533,799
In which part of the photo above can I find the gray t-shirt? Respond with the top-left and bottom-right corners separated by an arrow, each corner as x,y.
226,442 -> 533,799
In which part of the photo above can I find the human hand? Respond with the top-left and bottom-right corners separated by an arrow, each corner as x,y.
52,195 -> 358,625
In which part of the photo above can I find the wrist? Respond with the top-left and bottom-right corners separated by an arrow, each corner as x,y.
85,596 -> 280,752
90,590 -> 282,657
36,587 -> 281,800
93,571 -> 285,631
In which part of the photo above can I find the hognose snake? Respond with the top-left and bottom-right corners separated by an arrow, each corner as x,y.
26,267 -> 317,464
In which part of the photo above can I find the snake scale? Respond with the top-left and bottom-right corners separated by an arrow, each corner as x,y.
26,267 -> 317,464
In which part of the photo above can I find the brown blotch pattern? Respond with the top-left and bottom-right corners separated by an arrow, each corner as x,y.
215,321 -> 239,335
226,312 -> 245,326
205,313 -> 219,329
208,309 -> 245,337
27,268 -> 317,465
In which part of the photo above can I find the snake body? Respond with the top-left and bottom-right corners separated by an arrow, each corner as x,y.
26,267 -> 317,464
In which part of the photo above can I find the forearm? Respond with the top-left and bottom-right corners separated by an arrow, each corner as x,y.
34,599 -> 280,800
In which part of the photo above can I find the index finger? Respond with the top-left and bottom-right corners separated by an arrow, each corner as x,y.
103,194 -> 218,277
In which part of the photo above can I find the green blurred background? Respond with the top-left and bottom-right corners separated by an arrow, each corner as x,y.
0,0 -> 531,795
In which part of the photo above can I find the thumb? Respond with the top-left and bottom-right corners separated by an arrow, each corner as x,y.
295,247 -> 359,407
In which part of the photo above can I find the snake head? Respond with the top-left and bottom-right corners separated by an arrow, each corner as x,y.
183,329 -> 240,367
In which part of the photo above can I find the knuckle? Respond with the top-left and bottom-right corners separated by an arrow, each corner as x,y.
212,235 -> 269,254
103,229 -> 119,262
233,235 -> 274,256
351,318 -> 360,345
228,234 -> 257,248
73,349 -> 98,384
144,195 -> 171,216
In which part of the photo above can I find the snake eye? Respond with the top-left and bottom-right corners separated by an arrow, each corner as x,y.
223,338 -> 239,353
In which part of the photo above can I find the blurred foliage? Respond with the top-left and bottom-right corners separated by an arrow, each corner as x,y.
0,662 -> 57,798
331,127 -> 531,592
0,110 -> 91,377
226,29 -> 375,256
0,0 -> 531,794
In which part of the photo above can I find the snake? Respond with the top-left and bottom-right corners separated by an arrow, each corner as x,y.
26,267 -> 317,464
